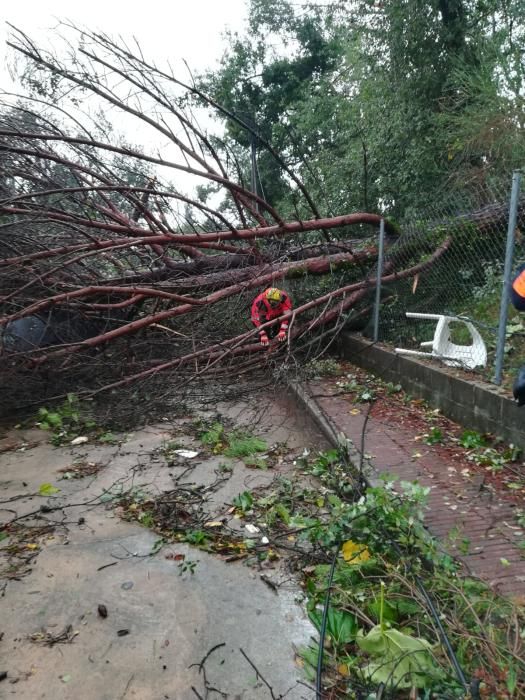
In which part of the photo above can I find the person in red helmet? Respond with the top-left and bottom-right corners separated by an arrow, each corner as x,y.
251,287 -> 292,346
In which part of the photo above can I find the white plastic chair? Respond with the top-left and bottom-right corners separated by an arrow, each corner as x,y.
395,313 -> 487,369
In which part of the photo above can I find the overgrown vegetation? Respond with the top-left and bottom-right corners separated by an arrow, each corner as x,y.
112,419 -> 525,697
35,394 -> 117,446
36,394 -> 97,445
294,452 -> 524,697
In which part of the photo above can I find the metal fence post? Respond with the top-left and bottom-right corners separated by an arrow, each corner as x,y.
373,218 -> 385,342
494,172 -> 522,385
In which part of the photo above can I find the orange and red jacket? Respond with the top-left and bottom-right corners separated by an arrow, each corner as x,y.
251,290 -> 292,336
511,264 -> 525,311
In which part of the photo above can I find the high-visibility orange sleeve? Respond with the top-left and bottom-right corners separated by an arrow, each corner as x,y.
513,270 -> 525,297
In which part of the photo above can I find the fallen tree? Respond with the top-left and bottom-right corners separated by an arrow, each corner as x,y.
0,25 -> 486,416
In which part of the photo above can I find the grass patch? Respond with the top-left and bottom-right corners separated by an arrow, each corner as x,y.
224,432 -> 267,458
198,419 -> 267,463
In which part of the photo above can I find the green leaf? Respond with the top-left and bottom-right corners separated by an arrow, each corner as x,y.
98,432 -> 118,444
356,625 -> 440,689
0,531 -> 8,542
45,412 -> 63,428
99,493 -> 114,503
367,598 -> 399,625
309,606 -> 358,646
233,491 -> 253,513
275,503 -> 291,525
507,665 -> 517,693
298,643 -> 320,682
38,483 -> 60,496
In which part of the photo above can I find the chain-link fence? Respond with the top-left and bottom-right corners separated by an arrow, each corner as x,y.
362,172 -> 525,389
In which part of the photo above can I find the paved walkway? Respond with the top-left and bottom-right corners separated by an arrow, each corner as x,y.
304,378 -> 525,599
0,396 -> 322,699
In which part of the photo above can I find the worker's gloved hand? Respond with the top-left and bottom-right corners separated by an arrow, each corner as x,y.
277,330 -> 287,343
260,332 -> 269,346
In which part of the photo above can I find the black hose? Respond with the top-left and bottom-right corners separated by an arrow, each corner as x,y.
315,549 -> 338,699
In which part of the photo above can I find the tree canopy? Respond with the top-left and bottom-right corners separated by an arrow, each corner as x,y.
200,0 -> 525,217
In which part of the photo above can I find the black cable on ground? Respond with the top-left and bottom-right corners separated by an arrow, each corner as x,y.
314,402 -> 371,699
315,549 -> 338,700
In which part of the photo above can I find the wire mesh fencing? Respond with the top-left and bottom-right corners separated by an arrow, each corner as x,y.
362,173 -> 525,389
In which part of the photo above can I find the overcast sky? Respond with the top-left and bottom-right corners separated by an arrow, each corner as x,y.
1,1 -> 251,195
1,0 -> 248,84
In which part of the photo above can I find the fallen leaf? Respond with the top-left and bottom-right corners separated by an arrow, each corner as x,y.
38,483 -> 60,496
342,540 -> 371,564
295,655 -> 304,669
26,543 -> 39,550
60,674 -> 72,683
204,521 -> 223,528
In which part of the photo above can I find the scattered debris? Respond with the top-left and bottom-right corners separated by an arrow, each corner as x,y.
173,449 -> 199,459
70,436 -> 89,446
58,461 -> 104,480
29,624 -> 78,646
97,604 -> 108,618
97,562 -> 117,572
0,523 -> 55,580
117,629 -> 129,637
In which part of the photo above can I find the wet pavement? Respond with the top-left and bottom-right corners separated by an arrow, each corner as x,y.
295,369 -> 525,600
0,392 -> 327,699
